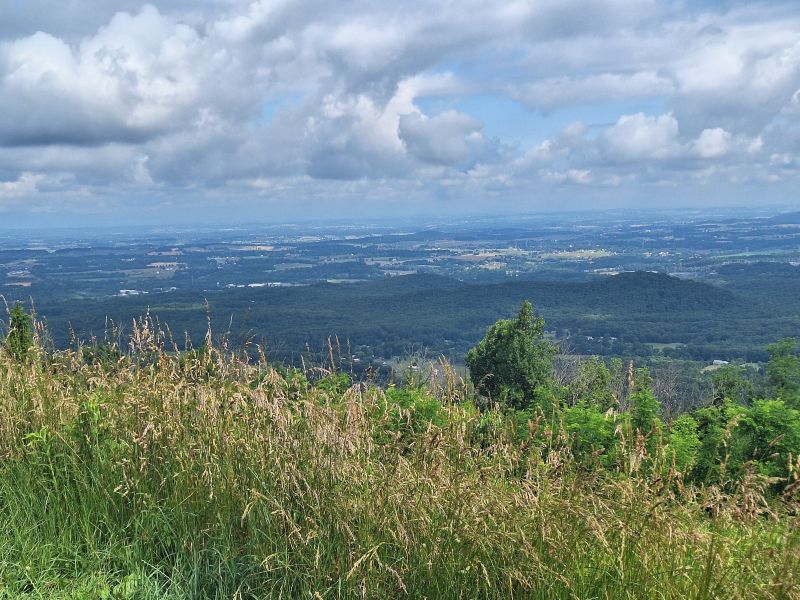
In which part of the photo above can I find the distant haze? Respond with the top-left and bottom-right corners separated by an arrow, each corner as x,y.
1,0 -> 799,226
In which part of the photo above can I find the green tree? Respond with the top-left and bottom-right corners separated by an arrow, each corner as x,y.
691,399 -> 746,483
466,301 -> 556,410
711,364 -> 754,406
566,356 -> 616,411
563,402 -> 618,467
736,399 -> 800,479
628,369 -> 661,433
666,415 -> 700,475
4,303 -> 33,361
765,338 -> 800,408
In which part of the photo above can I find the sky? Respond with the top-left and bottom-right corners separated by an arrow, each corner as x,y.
0,0 -> 799,226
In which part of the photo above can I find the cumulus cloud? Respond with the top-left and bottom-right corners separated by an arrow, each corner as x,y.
0,7 -> 219,146
670,15 -> 800,134
691,128 -> 732,159
601,113 -> 680,162
0,0 -> 799,220
0,172 -> 43,198
399,111 -> 484,166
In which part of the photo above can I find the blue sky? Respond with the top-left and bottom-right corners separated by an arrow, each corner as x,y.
0,0 -> 798,225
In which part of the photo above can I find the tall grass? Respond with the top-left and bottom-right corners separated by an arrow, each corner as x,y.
0,321 -> 798,599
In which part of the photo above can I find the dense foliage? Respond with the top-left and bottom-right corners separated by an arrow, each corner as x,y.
466,301 -> 556,409
464,302 -> 800,489
2,303 -> 33,361
22,265 -> 800,364
0,305 -> 798,598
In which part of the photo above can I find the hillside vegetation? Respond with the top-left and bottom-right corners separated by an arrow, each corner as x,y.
35,267 -> 800,363
0,306 -> 799,599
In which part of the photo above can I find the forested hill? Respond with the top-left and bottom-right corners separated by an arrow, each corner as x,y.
767,211 -> 800,224
32,268 -> 791,363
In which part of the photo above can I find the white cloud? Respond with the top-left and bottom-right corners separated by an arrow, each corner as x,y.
542,169 -> 593,185
0,0 -> 799,219
0,172 -> 43,198
691,128 -> 732,159
669,13 -> 800,134
399,110 -> 484,166
0,5 -> 218,146
131,154 -> 155,186
513,71 -> 674,111
601,113 -> 680,161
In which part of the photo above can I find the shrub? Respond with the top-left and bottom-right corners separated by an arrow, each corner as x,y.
563,402 -> 619,467
667,414 -> 701,475
3,303 -> 33,361
737,399 -> 800,479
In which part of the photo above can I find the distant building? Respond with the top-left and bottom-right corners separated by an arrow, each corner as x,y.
712,360 -> 729,366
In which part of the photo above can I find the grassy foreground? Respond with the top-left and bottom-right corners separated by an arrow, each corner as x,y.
0,334 -> 798,598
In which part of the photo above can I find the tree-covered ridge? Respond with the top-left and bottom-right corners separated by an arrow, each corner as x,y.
0,304 -> 798,598
25,266 -> 800,363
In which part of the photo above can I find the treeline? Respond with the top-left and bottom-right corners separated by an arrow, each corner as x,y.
21,268 -> 800,364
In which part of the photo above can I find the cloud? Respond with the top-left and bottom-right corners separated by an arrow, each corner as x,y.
0,172 -> 43,198
662,10 -> 800,136
541,168 -> 593,185
513,71 -> 674,111
399,110 -> 484,166
131,154 -> 155,186
0,6 -> 217,147
0,0 -> 799,221
691,128 -> 732,159
601,113 -> 680,162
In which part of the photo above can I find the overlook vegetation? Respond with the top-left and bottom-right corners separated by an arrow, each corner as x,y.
0,303 -> 799,598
